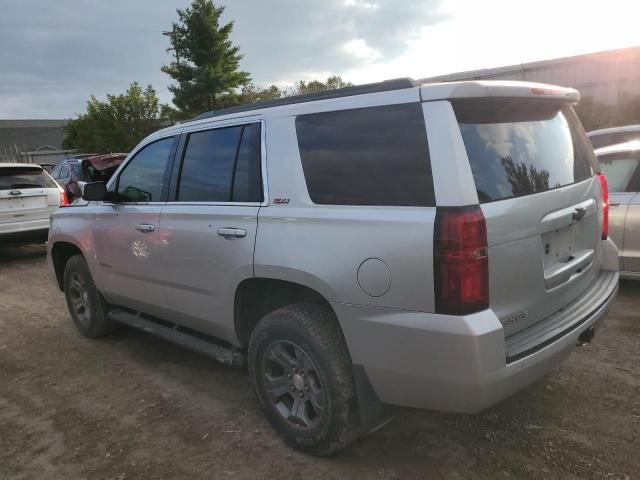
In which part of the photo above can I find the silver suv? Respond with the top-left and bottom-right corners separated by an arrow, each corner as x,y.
47,78 -> 619,455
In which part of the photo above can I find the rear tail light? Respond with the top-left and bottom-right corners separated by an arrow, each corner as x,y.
596,172 -> 608,240
434,205 -> 489,315
59,191 -> 70,207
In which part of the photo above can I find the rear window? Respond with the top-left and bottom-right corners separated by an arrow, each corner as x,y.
598,152 -> 640,193
453,100 -> 596,203
296,103 -> 435,206
589,131 -> 640,149
0,166 -> 58,190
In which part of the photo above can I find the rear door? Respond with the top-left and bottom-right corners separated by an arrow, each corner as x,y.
158,121 -> 263,341
598,150 -> 640,272
0,166 -> 60,228
452,99 -> 602,337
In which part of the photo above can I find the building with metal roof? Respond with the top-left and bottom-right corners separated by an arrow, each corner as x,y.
0,119 -> 72,163
420,46 -> 640,105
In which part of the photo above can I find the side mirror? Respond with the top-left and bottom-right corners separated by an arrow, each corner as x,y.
82,181 -> 108,201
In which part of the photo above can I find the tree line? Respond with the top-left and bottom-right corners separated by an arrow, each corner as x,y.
65,0 -> 640,153
64,0 -> 352,152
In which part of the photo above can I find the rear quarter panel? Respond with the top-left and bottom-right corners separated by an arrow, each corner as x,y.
254,114 -> 436,312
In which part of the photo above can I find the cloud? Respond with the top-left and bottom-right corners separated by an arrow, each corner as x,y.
0,0 -> 446,118
342,39 -> 380,60
219,0 -> 447,84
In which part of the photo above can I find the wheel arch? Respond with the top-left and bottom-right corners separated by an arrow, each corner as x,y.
234,277 -> 337,348
51,241 -> 84,290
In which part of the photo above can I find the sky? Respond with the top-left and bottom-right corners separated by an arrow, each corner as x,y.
1,0 -> 640,119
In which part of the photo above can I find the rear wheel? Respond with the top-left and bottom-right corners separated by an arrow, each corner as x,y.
63,255 -> 117,338
248,304 -> 360,455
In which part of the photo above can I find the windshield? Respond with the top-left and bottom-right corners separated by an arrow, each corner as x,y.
598,152 -> 640,192
453,100 -> 596,203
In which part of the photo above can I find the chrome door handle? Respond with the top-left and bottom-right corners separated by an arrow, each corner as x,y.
135,224 -> 155,233
609,201 -> 621,208
217,227 -> 247,238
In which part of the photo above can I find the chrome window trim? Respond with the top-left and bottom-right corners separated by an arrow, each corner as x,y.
105,132 -> 180,197
173,118 -> 269,207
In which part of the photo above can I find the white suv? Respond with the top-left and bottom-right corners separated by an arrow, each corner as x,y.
0,163 -> 67,243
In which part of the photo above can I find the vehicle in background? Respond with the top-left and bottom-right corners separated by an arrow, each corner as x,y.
48,79 -> 619,455
596,140 -> 640,278
1,163 -> 67,244
588,125 -> 640,149
39,163 -> 57,173
50,154 -> 127,201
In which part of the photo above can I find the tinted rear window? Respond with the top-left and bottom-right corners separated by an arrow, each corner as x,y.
453,100 -> 596,203
0,167 -> 58,190
296,103 -> 434,206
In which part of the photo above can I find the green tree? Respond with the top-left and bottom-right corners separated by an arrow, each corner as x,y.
233,76 -> 353,106
285,75 -> 354,96
238,83 -> 282,104
611,92 -> 640,127
63,83 -> 170,152
162,0 -> 250,117
574,96 -> 615,131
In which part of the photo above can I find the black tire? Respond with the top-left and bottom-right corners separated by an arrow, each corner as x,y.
248,303 -> 360,455
63,254 -> 117,338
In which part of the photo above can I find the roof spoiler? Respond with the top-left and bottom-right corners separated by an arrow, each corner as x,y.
421,81 -> 580,103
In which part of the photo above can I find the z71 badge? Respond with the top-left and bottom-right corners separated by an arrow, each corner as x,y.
501,310 -> 528,327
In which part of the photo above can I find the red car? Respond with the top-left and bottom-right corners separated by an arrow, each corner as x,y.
51,153 -> 127,201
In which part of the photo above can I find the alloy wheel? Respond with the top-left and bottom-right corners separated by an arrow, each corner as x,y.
261,340 -> 325,428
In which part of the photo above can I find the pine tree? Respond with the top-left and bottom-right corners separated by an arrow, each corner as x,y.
161,0 -> 251,116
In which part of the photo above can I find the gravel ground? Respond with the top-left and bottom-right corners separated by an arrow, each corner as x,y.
0,243 -> 638,480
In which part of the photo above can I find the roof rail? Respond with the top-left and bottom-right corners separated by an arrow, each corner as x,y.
191,77 -> 421,121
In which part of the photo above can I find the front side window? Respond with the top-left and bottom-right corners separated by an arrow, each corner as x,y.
177,123 -> 262,203
295,103 -> 434,206
598,152 -> 640,193
116,137 -> 175,202
454,100 -> 596,203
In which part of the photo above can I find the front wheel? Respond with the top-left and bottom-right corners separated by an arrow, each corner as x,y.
248,304 -> 360,455
63,254 -> 117,338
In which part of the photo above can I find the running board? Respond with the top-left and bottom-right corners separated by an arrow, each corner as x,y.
108,309 -> 246,369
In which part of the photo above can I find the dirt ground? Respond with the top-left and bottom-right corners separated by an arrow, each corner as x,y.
0,244 -> 638,480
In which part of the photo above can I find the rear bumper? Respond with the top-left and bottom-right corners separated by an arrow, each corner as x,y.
334,268 -> 618,413
0,221 -> 49,244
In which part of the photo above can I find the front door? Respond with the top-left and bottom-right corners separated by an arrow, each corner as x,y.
92,136 -> 177,317
159,122 -> 263,343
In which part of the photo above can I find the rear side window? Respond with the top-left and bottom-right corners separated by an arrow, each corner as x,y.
598,152 -> 640,192
453,100 -> 596,203
296,103 -> 434,206
177,123 -> 262,203
0,167 -> 58,189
